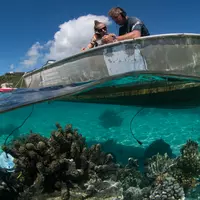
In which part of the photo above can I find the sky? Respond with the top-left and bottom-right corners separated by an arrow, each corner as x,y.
0,0 -> 200,75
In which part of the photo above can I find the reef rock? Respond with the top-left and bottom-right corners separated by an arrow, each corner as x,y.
149,176 -> 185,200
123,187 -> 142,200
84,178 -> 123,199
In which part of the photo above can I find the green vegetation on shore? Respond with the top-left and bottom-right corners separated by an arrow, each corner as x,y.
0,72 -> 25,88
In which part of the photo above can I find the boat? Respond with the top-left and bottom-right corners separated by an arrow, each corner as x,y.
22,33 -> 200,107
0,83 -> 16,93
0,88 -> 15,93
23,33 -> 200,88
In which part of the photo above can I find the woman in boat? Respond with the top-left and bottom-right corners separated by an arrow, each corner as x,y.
82,20 -> 116,51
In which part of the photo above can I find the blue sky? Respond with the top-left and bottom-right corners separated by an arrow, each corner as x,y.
0,0 -> 200,75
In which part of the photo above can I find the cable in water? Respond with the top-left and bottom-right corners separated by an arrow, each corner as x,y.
130,107 -> 145,145
4,104 -> 35,150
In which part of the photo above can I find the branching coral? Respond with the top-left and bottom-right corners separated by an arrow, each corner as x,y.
177,140 -> 200,175
144,140 -> 200,198
117,157 -> 145,191
145,153 -> 175,181
169,140 -> 200,192
1,126 -> 200,200
1,123 -> 120,199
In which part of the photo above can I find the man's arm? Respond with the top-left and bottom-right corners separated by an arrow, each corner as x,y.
116,30 -> 141,41
117,21 -> 143,41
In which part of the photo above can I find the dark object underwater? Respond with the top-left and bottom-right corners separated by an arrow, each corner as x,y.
99,109 -> 123,129
0,167 -> 19,200
144,139 -> 173,159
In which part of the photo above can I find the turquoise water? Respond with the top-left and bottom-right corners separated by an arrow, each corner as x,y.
1,100 -> 200,156
1,73 -> 200,157
1,74 -> 200,199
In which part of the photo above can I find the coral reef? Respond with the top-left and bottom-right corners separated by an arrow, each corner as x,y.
0,124 -> 200,200
1,123 -> 125,199
145,153 -> 174,180
0,167 -> 19,199
87,138 -> 173,168
143,139 -> 200,199
148,176 -> 185,200
87,139 -> 145,165
84,178 -> 123,199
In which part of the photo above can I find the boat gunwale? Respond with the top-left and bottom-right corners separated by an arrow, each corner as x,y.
23,33 -> 200,78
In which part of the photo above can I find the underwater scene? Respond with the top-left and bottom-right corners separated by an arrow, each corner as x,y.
1,75 -> 200,200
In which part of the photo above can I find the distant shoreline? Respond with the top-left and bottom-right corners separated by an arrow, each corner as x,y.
0,72 -> 25,88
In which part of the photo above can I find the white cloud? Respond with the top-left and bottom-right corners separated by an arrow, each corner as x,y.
20,42 -> 43,69
45,14 -> 111,61
19,14 -> 111,70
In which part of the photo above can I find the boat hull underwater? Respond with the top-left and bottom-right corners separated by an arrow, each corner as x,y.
14,33 -> 200,108
56,74 -> 200,108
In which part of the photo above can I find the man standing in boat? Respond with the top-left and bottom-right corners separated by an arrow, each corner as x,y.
102,7 -> 150,44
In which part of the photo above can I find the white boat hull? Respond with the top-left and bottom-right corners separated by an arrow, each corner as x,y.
23,33 -> 200,88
